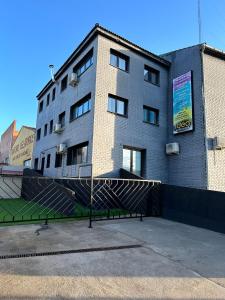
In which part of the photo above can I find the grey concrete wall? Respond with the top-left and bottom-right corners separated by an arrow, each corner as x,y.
163,46 -> 207,189
92,35 -> 169,181
32,38 -> 98,177
203,52 -> 225,191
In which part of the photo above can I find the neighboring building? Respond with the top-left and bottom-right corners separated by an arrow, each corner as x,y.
32,24 -> 225,192
0,121 -> 18,164
10,126 -> 35,168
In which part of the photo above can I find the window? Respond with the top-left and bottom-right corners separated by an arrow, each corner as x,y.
61,75 -> 68,92
73,49 -> 93,77
49,120 -> 53,134
143,106 -> 159,125
36,128 -> 41,141
67,142 -> 88,166
108,94 -> 128,117
39,101 -> 43,113
23,159 -> 31,168
34,158 -> 39,170
52,88 -> 56,101
70,93 -> 92,121
55,153 -> 63,168
44,124 -> 48,136
144,65 -> 160,85
110,49 -> 129,72
46,154 -> 51,168
58,111 -> 65,127
46,94 -> 50,106
123,147 -> 143,177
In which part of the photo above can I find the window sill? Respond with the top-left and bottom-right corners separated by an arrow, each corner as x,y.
107,110 -> 128,118
143,121 -> 159,127
109,64 -> 129,73
144,79 -> 160,87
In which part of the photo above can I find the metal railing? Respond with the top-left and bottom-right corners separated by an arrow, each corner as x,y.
0,175 -> 161,227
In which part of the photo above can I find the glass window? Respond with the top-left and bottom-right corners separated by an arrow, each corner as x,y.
67,142 -> 88,166
73,49 -> 93,77
110,49 -> 129,72
59,111 -> 65,127
110,53 -> 117,67
144,65 -> 160,85
39,101 -> 43,113
108,95 -> 127,116
55,153 -> 62,168
70,94 -> 92,121
49,120 -> 53,134
36,128 -> 41,141
123,147 -> 143,177
108,97 -> 116,113
52,88 -> 56,101
143,106 -> 159,125
46,94 -> 50,106
46,154 -> 51,168
61,75 -> 68,92
44,124 -> 48,136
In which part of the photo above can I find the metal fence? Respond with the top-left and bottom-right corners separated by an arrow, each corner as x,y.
0,176 -> 161,227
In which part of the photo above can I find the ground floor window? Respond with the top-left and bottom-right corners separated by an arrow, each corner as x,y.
67,142 -> 88,166
23,159 -> 31,168
123,147 -> 143,177
55,153 -> 63,168
34,158 -> 39,170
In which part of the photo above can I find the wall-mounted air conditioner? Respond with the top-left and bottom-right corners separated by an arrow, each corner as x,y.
56,143 -> 67,154
69,72 -> 78,87
166,143 -> 180,155
53,123 -> 64,133
213,136 -> 225,150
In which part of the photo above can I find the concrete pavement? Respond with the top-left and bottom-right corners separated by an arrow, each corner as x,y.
0,218 -> 224,299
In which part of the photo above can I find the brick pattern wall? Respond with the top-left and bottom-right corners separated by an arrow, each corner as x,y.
163,46 -> 207,189
32,39 -> 98,177
92,35 -> 169,181
203,53 -> 225,191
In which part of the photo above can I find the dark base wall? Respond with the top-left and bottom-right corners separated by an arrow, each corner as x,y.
160,184 -> 225,234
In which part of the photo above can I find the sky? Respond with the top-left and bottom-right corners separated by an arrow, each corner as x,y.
1,0 -> 225,136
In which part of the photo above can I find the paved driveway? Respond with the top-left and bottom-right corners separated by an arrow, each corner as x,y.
0,218 -> 225,299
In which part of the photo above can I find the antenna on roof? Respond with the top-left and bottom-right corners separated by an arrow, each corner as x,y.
198,0 -> 202,43
49,64 -> 56,82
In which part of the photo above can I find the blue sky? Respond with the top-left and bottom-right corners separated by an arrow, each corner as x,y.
1,0 -> 225,136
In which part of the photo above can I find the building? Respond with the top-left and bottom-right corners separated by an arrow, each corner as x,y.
0,121 -> 18,164
32,24 -> 225,192
10,126 -> 36,168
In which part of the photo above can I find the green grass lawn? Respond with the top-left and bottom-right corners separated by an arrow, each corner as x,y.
0,198 -> 129,225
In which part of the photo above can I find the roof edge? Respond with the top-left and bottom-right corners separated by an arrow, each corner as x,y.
37,24 -> 170,100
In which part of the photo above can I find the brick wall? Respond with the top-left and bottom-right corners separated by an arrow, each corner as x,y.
203,52 -> 225,191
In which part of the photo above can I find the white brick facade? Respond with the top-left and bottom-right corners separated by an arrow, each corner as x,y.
33,25 -> 225,191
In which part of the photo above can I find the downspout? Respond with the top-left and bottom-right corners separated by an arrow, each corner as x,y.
200,43 -> 209,189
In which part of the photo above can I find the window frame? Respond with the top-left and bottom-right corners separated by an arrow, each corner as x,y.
70,93 -> 92,122
39,101 -> 43,113
49,120 -> 53,134
58,111 -> 66,128
46,154 -> 51,168
143,105 -> 159,126
73,48 -> 94,78
55,153 -> 63,168
67,142 -> 88,166
107,94 -> 128,117
123,146 -> 144,177
144,65 -> 160,86
110,49 -> 129,72
61,75 -> 68,92
46,94 -> 50,106
36,128 -> 41,141
52,87 -> 56,101
44,123 -> 48,136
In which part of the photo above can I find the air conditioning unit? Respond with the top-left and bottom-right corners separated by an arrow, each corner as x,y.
56,143 -> 67,154
166,143 -> 180,155
69,72 -> 78,87
53,123 -> 64,133
213,136 -> 225,150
